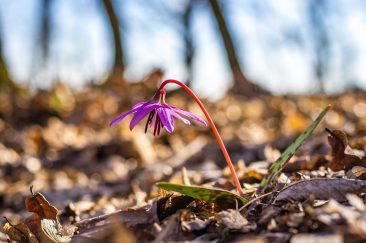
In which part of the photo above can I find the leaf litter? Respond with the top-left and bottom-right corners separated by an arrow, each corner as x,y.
1,82 -> 366,242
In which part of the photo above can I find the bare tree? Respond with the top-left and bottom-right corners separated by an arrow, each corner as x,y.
132,0 -> 196,87
307,0 -> 330,92
102,0 -> 125,83
0,17 -> 18,92
208,0 -> 266,95
182,0 -> 194,87
40,0 -> 51,65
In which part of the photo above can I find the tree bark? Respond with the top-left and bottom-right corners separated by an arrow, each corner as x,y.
209,0 -> 266,95
0,20 -> 18,92
102,0 -> 124,73
183,0 -> 194,87
40,0 -> 51,64
308,0 -> 329,92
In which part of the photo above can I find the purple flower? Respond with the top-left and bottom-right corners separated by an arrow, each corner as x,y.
109,92 -> 206,136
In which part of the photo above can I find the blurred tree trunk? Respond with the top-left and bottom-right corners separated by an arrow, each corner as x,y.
209,0 -> 266,95
40,0 -> 51,64
0,20 -> 18,92
308,0 -> 329,93
0,44 -> 16,91
183,0 -> 194,87
102,0 -> 125,87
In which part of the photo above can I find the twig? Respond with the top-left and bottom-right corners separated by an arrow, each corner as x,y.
239,191 -> 275,212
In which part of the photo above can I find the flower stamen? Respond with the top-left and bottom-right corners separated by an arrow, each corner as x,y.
145,110 -> 155,133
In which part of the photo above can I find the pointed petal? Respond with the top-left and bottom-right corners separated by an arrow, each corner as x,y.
129,103 -> 159,130
167,105 -> 207,126
109,110 -> 134,126
109,101 -> 149,126
158,107 -> 174,133
109,104 -> 144,126
132,101 -> 147,109
171,110 -> 191,125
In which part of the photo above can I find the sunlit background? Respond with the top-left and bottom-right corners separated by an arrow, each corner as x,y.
1,0 -> 366,98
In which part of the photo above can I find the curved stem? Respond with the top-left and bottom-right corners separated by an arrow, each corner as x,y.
159,79 -> 244,196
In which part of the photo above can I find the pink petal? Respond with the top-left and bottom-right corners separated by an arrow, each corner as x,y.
109,102 -> 147,126
171,110 -> 191,125
157,107 -> 174,133
167,105 -> 207,126
129,103 -> 159,130
132,101 -> 147,109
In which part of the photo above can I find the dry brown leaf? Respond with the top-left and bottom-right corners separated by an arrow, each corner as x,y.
321,199 -> 366,237
25,214 -> 70,243
346,166 -> 366,180
24,187 -> 72,243
346,194 -> 366,211
76,199 -> 159,230
70,215 -> 136,243
326,129 -> 366,171
181,218 -> 210,232
290,233 -> 343,243
153,214 -> 180,243
25,186 -> 58,219
3,219 -> 39,243
216,209 -> 249,230
274,178 -> 366,204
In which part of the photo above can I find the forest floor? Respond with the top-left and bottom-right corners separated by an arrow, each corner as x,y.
1,82 -> 366,242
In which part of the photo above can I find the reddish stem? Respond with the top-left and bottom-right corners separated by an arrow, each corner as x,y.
159,79 -> 244,196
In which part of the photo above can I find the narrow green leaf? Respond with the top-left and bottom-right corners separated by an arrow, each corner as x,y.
156,182 -> 249,208
259,105 -> 331,192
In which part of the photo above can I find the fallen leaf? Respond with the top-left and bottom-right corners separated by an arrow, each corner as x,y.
119,204 -> 159,228
70,215 -> 136,243
290,233 -> 343,243
259,105 -> 330,192
346,194 -> 366,211
216,209 -> 249,230
181,218 -> 210,232
321,199 -> 366,237
157,195 -> 195,220
156,182 -> 249,209
258,206 -> 281,225
25,186 -> 58,219
3,218 -> 39,243
152,213 -> 180,243
25,187 -> 72,243
326,129 -> 366,171
274,178 -> 366,204
76,200 -> 159,230
346,166 -> 366,179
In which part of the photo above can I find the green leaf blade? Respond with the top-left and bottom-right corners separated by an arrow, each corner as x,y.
259,105 -> 331,191
156,182 -> 248,208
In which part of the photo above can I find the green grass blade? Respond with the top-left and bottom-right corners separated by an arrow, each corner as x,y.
156,182 -> 248,208
259,105 -> 331,192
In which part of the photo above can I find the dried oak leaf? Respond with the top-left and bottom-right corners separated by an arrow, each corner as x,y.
3,219 -> 39,243
25,187 -> 72,243
181,218 -> 210,232
25,189 -> 58,219
326,128 -> 366,171
346,166 -> 366,180
321,199 -> 366,237
274,178 -> 366,204
216,209 -> 249,230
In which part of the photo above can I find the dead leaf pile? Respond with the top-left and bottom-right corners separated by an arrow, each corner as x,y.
2,82 -> 366,242
3,187 -> 73,243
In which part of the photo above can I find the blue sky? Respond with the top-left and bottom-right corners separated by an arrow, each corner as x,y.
1,0 -> 366,99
